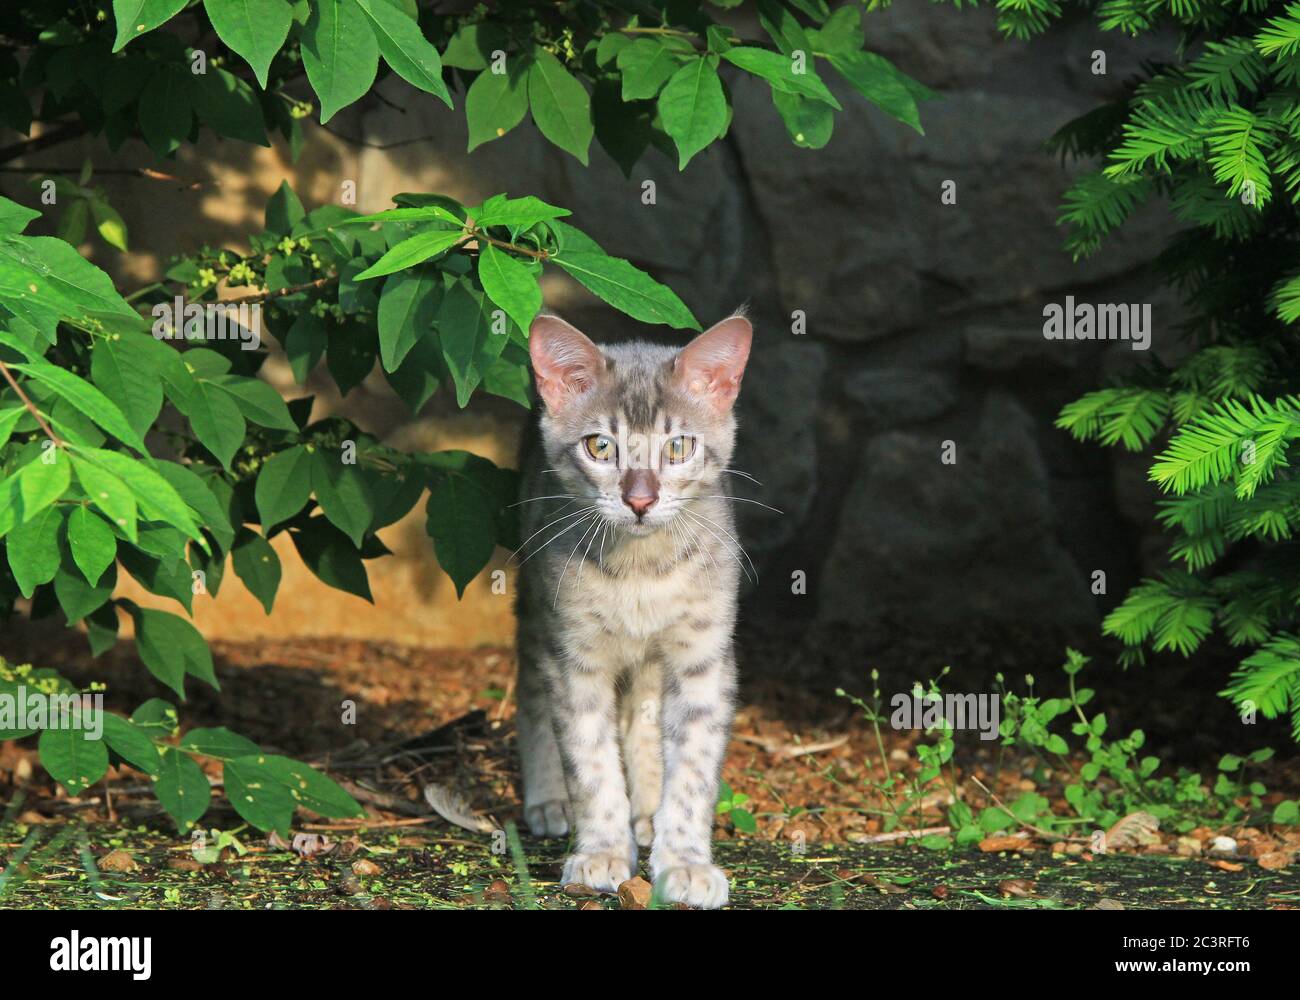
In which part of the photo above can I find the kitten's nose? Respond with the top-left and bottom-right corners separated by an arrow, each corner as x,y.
621,469 -> 659,518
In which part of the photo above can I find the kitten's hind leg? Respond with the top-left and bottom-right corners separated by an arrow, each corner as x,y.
620,659 -> 664,849
516,646 -> 571,838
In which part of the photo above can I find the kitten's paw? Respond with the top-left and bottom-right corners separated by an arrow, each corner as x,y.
654,864 -> 729,909
524,800 -> 571,838
561,852 -> 633,893
632,815 -> 655,848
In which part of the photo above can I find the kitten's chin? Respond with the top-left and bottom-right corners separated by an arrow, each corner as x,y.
619,520 -> 661,538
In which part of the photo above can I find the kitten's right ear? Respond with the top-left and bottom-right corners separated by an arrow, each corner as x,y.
529,315 -> 605,412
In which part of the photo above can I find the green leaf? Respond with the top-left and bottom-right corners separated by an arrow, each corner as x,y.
179,380 -> 246,471
65,504 -> 117,584
828,51 -> 923,134
224,754 -> 295,834
771,88 -> 834,149
1273,800 -> 1300,825
39,726 -> 109,796
425,465 -> 498,597
283,310 -> 327,383
354,227 -> 468,280
10,359 -> 147,453
203,0 -> 294,88
89,195 -> 130,251
464,63 -> 529,151
0,453 -> 71,538
550,224 -> 699,329
101,713 -> 162,775
0,235 -> 143,339
0,195 -> 41,234
188,66 -> 270,145
291,516 -> 372,601
0,405 -> 22,450
179,725 -> 260,759
658,58 -> 728,170
265,180 -> 305,236
152,460 -> 234,552
617,38 -> 688,100
7,504 -> 63,597
721,47 -> 841,109
526,49 -> 593,165
377,263 -> 440,371
354,0 -> 451,106
53,564 -> 115,622
260,754 -> 364,818
254,445 -> 314,529
210,374 -> 297,431
89,334 -> 163,439
112,0 -> 188,51
155,747 -> 211,830
73,448 -> 201,539
440,22 -> 509,71
231,527 -> 281,614
311,449 -> 374,546
138,65 -> 193,157
301,0 -> 380,123
478,243 -> 541,338
132,606 -> 218,697
437,280 -> 498,407
472,194 -> 570,229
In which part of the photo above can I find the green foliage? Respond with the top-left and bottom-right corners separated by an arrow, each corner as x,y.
0,181 -> 708,828
0,657 -> 360,831
0,1 -> 953,834
1,0 -> 935,193
841,651 -> 1295,849
1041,0 -> 1300,740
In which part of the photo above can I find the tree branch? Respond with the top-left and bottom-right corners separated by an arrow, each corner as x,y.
0,358 -> 63,446
0,122 -> 88,165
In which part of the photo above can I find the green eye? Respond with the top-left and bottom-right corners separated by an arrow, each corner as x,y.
584,434 -> 616,461
663,436 -> 696,463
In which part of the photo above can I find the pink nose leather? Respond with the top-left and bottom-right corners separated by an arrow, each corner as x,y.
621,468 -> 659,517
625,493 -> 656,516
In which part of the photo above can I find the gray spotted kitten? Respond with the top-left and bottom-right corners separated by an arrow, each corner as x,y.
513,311 -> 753,909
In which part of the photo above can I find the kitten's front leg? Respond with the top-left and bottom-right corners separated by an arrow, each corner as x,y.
549,659 -> 636,892
650,645 -> 737,909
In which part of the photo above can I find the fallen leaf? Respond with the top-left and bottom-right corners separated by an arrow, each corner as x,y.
1258,851 -> 1293,871
1091,898 -> 1125,910
563,882 -> 598,898
291,832 -> 334,858
351,858 -> 381,877
167,857 -> 202,872
978,835 -> 1030,853
617,876 -> 652,910
422,783 -> 495,834
1175,836 -> 1203,858
97,849 -> 138,873
578,899 -> 604,910
997,878 -> 1037,899
1105,811 -> 1160,849
1209,859 -> 1244,872
483,878 -> 512,904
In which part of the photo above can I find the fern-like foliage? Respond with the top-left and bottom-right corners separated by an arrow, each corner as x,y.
1040,0 -> 1300,741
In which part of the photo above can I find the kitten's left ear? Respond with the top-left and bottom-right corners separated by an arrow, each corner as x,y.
674,314 -> 753,412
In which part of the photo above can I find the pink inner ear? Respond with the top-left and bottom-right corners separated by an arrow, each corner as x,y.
675,315 -> 753,409
529,314 -> 604,411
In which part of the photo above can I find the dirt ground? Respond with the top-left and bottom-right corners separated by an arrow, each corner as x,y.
1,625 -> 1298,910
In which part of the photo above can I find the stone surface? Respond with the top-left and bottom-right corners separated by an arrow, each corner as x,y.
817,394 -> 1095,629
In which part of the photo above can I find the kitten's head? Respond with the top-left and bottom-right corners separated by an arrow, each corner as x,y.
529,312 -> 752,536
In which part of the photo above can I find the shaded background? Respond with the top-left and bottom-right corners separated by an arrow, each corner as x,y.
6,5 -> 1181,680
